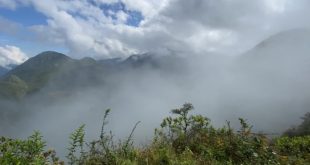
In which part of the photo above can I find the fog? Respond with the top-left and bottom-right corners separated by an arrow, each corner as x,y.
0,29 -> 310,157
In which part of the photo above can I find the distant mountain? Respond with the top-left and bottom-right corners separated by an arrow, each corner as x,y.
234,28 -> 310,78
119,53 -> 187,72
0,64 -> 17,76
6,64 -> 18,69
234,28 -> 310,99
0,51 -> 102,99
2,51 -> 73,93
0,50 -> 186,100
98,53 -> 162,69
98,57 -> 122,66
239,28 -> 310,65
0,75 -> 28,99
0,66 -> 8,76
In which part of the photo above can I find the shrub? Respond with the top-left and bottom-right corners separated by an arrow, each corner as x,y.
153,103 -> 279,164
274,136 -> 310,164
66,109 -> 141,165
284,112 -> 310,137
0,131 -> 63,164
1,104 -> 309,165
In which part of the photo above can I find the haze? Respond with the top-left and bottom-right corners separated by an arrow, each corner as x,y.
0,0 -> 310,157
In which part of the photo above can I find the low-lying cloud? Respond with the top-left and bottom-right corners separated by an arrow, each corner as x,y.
0,45 -> 28,67
0,0 -> 310,159
1,30 -> 310,156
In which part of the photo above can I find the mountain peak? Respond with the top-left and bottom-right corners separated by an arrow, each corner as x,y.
255,28 -> 310,50
3,51 -> 73,85
80,57 -> 96,63
20,51 -> 73,68
240,28 -> 310,67
35,51 -> 70,61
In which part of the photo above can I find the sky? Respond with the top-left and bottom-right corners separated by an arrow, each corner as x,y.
0,0 -> 310,66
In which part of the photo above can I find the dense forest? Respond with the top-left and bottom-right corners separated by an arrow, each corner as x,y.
1,103 -> 309,165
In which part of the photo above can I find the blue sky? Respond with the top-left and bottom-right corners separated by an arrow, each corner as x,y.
99,2 -> 143,27
0,7 -> 62,56
0,6 -> 48,56
0,1 -> 144,58
0,1 -> 144,27
0,6 -> 47,26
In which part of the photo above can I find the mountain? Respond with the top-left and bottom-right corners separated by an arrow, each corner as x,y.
0,64 -> 17,76
0,66 -> 8,76
0,51 -> 186,100
0,75 -> 28,99
239,28 -> 310,66
233,28 -> 310,105
98,57 -> 122,66
98,53 -> 163,69
122,53 -> 155,67
234,28 -> 310,81
0,51 -> 105,99
2,51 -> 73,92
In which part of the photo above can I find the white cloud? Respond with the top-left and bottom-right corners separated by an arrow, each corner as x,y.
142,0 -> 310,55
0,0 -> 17,9
0,16 -> 21,35
115,10 -> 128,23
0,0 -> 30,10
94,0 -> 119,4
122,0 -> 169,20
0,45 -> 28,67
1,0 -> 310,58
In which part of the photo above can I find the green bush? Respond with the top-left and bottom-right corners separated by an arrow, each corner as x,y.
66,109 -> 141,165
0,131 -> 63,164
274,136 -> 310,164
152,103 -> 279,164
1,104 -> 309,165
284,112 -> 310,137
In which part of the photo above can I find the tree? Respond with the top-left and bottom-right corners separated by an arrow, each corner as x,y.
284,112 -> 310,137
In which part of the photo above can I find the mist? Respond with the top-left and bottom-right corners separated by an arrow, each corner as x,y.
1,29 -> 310,157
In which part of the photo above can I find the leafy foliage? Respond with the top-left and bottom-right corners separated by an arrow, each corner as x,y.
284,112 -> 310,137
152,103 -> 278,164
274,136 -> 310,164
0,131 -> 63,164
66,109 -> 141,165
0,104 -> 309,164
67,124 -> 86,165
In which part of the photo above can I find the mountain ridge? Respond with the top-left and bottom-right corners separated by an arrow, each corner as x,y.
1,28 -> 310,100
0,51 -> 172,99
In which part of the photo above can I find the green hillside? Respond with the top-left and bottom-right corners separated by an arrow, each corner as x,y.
3,51 -> 73,92
0,75 -> 28,99
0,51 -> 106,99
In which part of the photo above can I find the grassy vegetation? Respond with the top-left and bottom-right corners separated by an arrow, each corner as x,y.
0,131 -> 63,164
0,52 -> 106,100
0,103 -> 309,164
0,75 -> 29,100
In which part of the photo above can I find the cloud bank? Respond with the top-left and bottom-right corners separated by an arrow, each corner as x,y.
0,45 -> 28,67
0,0 -> 309,58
